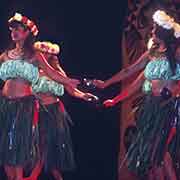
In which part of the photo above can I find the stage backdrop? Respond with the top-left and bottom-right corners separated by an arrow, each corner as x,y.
118,1 -> 180,180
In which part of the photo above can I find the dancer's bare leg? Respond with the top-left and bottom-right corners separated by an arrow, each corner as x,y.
148,166 -> 165,180
23,160 -> 43,180
5,165 -> 16,180
148,168 -> 155,180
15,167 -> 23,180
163,152 -> 177,180
154,166 -> 165,180
51,169 -> 63,180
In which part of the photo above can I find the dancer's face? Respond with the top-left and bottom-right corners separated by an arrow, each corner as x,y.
42,53 -> 52,62
151,24 -> 166,51
44,53 -> 52,60
9,23 -> 30,42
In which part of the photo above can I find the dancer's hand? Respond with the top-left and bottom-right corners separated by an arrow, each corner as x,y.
83,93 -> 99,102
104,90 -> 129,107
68,78 -> 80,89
103,99 -> 115,107
93,79 -> 106,89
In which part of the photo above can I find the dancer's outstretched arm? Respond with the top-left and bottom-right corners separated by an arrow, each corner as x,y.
36,52 -> 80,89
50,56 -> 98,101
93,51 -> 149,89
103,71 -> 145,107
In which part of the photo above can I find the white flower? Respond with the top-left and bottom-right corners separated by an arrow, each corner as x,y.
14,13 -> 23,22
173,23 -> 180,38
34,41 -> 41,49
153,10 -> 174,30
34,41 -> 60,55
53,44 -> 60,54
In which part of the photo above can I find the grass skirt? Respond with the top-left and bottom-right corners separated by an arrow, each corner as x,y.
0,95 -> 39,167
127,93 -> 180,176
39,102 -> 76,172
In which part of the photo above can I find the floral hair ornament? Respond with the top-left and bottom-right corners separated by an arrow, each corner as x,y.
153,10 -> 180,39
173,22 -> 180,39
34,41 -> 60,55
8,12 -> 39,36
152,10 -> 174,30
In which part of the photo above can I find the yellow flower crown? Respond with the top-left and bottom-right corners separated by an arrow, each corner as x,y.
153,10 -> 180,38
34,41 -> 60,55
8,12 -> 39,36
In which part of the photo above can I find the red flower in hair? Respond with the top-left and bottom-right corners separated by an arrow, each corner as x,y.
8,13 -> 39,36
22,16 -> 28,24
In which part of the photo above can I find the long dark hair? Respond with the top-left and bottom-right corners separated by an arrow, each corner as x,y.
154,24 -> 177,74
7,21 -> 36,59
23,31 -> 36,59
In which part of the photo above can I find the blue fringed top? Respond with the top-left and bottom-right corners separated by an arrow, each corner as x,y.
144,58 -> 180,80
143,57 -> 180,93
32,76 -> 64,97
0,60 -> 39,84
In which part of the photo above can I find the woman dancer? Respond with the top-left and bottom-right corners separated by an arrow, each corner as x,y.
24,41 -> 97,180
0,12 -> 79,180
94,10 -> 180,179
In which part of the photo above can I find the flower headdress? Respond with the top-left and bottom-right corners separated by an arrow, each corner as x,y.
34,41 -> 60,55
152,10 -> 180,39
8,12 -> 39,36
173,22 -> 180,38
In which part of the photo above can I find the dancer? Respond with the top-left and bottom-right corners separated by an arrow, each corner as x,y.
94,10 -> 180,179
24,41 -> 97,180
0,12 -> 80,180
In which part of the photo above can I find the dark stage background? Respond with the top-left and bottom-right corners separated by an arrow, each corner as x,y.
0,0 -> 127,180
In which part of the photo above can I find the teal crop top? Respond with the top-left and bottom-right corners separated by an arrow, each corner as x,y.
0,60 -> 39,84
144,58 -> 180,80
143,57 -> 180,93
32,76 -> 64,97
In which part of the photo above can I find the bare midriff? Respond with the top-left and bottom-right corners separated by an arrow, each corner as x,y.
2,79 -> 32,98
36,70 -> 61,105
151,80 -> 180,97
36,93 -> 59,105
